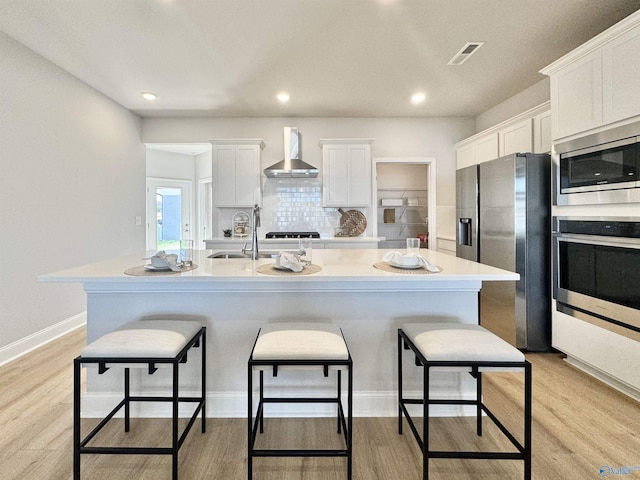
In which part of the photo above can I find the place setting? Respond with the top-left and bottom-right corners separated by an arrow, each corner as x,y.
256,242 -> 321,276
374,239 -> 441,275
124,243 -> 198,276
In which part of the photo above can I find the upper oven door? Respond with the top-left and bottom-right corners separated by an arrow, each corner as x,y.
559,136 -> 638,194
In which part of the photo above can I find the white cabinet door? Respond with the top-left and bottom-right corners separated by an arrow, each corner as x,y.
323,145 -> 349,206
322,141 -> 372,207
456,134 -> 497,169
212,145 -> 237,206
476,134 -> 499,163
212,140 -> 262,207
456,143 -> 476,169
603,23 -> 640,125
550,49 -> 603,140
499,118 -> 532,156
533,110 -> 552,154
347,144 -> 372,206
235,145 -> 260,207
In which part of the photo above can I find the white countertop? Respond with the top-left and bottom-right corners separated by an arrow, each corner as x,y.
38,248 -> 518,285
205,236 -> 382,243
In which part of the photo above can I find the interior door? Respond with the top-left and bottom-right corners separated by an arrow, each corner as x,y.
146,178 -> 192,251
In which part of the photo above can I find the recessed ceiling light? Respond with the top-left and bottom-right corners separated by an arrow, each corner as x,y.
277,92 -> 290,103
141,91 -> 158,101
411,92 -> 426,104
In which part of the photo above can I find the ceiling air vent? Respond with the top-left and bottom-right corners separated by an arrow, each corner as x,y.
447,42 -> 485,66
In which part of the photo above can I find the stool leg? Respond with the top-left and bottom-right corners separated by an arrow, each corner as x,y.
172,361 -> 179,480
124,368 -> 130,433
423,364 -> 430,480
347,362 -> 353,480
525,362 -> 532,480
337,369 -> 342,434
397,330 -> 403,435
73,358 -> 81,480
247,363 -> 253,480
259,370 -> 264,434
201,328 -> 207,433
476,368 -> 482,436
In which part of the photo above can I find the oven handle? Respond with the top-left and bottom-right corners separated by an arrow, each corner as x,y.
559,135 -> 638,158
553,232 -> 640,248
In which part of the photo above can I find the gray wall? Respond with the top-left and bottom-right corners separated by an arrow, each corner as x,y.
0,32 -> 146,355
475,78 -> 550,132
142,116 -> 476,241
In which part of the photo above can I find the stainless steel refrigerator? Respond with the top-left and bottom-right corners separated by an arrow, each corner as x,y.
455,153 -> 551,351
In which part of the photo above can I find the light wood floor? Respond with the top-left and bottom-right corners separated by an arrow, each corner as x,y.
1,326 -> 638,479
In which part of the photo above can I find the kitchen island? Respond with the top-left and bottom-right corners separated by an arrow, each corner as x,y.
39,248 -> 518,418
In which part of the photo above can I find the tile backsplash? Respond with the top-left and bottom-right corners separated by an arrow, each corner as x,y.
262,178 -> 340,234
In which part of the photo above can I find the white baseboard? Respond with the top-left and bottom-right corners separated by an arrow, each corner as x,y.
564,356 -> 640,402
81,390 -> 478,419
0,312 -> 86,367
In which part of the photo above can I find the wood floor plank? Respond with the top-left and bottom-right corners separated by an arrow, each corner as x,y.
0,326 -> 638,479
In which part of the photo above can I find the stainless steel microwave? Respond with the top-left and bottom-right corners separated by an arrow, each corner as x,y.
554,121 -> 640,205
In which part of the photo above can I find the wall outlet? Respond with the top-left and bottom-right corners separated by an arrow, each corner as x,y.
135,216 -> 142,226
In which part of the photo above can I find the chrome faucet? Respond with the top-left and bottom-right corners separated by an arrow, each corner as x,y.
251,204 -> 260,260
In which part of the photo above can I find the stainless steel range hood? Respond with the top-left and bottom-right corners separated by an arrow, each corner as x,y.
264,127 -> 319,178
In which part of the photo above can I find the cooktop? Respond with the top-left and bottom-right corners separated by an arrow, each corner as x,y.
265,231 -> 320,239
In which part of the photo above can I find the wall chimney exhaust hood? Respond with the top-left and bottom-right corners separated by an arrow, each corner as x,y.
264,127 -> 319,178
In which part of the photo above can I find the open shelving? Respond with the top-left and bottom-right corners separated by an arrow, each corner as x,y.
377,188 -> 428,248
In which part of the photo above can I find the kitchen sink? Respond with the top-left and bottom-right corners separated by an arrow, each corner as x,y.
208,250 -> 289,259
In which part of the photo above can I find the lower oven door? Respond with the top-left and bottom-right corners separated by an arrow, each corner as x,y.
553,233 -> 640,332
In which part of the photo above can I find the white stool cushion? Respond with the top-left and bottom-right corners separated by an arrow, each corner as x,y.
81,320 -> 202,359
402,323 -> 525,364
252,323 -> 349,361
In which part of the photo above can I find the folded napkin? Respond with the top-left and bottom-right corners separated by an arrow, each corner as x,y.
382,251 -> 440,273
150,251 -> 182,272
276,251 -> 304,272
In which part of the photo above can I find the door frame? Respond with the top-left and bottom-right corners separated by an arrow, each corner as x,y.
146,177 -> 193,251
372,157 -> 437,249
197,177 -> 212,248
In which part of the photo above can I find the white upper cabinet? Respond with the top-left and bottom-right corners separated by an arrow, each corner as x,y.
476,134 -> 499,164
455,104 -> 547,170
549,50 -> 603,140
456,133 -> 498,169
499,118 -> 533,156
603,22 -> 640,125
541,10 -> 640,141
320,139 -> 373,207
210,139 -> 264,207
533,110 -> 552,153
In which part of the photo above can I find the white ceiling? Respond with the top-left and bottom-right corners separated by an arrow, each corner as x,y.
1,0 -> 639,119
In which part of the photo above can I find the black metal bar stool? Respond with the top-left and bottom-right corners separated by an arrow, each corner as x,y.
73,320 -> 206,480
247,322 -> 353,479
398,323 -> 532,480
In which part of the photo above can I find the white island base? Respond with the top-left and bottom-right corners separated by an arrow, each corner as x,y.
40,249 -> 518,418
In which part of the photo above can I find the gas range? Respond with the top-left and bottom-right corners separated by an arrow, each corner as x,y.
265,231 -> 320,239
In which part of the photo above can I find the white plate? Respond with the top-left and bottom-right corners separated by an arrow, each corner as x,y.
144,264 -> 173,271
388,261 -> 423,270
272,264 -> 303,272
